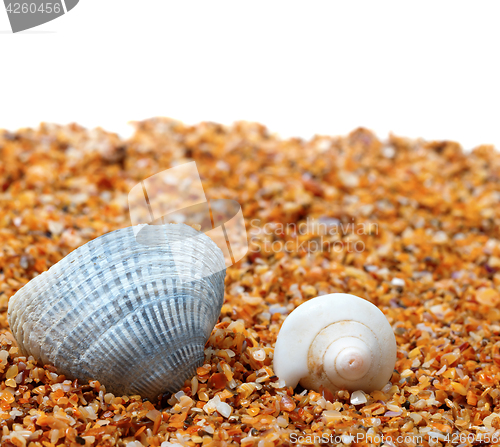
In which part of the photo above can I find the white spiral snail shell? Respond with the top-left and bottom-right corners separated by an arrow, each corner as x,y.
8,223 -> 226,401
273,293 -> 397,393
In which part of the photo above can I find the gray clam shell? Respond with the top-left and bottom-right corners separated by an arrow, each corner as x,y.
8,224 -> 226,401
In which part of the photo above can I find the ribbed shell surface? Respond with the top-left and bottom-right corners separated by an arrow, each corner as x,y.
8,224 -> 226,401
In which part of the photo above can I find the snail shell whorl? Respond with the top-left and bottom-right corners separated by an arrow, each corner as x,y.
8,224 -> 226,401
273,293 -> 397,393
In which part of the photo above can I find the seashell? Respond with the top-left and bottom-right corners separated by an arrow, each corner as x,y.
273,293 -> 397,393
8,223 -> 226,401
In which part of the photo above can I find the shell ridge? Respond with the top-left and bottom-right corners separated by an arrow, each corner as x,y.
31,248 -> 107,354
73,293 -> 203,375
54,279 -> 209,365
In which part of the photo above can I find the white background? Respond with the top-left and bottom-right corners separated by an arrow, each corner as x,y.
1,1 -> 499,149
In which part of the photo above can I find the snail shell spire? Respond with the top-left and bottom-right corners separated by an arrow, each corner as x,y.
8,224 -> 226,401
273,293 -> 397,393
